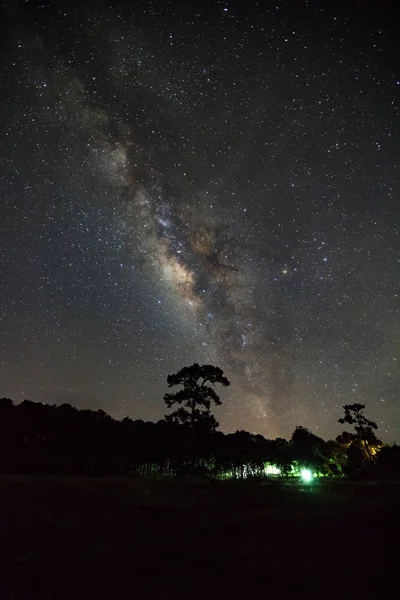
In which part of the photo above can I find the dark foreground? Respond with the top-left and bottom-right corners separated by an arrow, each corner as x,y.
0,476 -> 398,599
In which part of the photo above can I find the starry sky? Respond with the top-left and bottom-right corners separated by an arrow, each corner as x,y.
0,0 -> 398,442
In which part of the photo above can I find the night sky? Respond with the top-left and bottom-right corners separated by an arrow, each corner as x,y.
0,0 -> 398,442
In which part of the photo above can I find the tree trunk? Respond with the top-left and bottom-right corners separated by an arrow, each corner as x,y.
191,401 -> 196,470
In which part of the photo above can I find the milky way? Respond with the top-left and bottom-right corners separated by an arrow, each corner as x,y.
0,1 -> 398,440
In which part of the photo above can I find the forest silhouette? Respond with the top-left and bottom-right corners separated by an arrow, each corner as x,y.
1,364 -> 399,599
1,363 -> 398,480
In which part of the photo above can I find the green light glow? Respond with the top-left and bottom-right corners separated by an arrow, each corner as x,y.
265,464 -> 281,476
300,468 -> 313,482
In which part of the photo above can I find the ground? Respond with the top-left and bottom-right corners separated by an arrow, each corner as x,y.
0,475 -> 398,599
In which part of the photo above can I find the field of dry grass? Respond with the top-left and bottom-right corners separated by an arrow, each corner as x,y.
0,475 -> 397,599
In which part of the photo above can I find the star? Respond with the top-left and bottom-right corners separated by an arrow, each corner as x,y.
0,0 -> 397,442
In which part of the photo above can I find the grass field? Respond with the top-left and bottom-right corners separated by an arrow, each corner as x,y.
0,475 -> 398,599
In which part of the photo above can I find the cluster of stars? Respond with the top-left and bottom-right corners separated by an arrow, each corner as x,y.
0,0 -> 398,440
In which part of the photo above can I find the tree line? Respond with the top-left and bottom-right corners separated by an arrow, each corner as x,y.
0,363 -> 398,480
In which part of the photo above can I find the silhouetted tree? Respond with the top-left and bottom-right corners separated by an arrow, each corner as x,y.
165,407 -> 219,432
338,404 -> 379,461
164,363 -> 230,468
323,439 -> 348,476
291,426 -> 326,472
272,437 -> 294,476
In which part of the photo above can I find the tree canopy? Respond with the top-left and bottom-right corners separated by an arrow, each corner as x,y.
164,363 -> 230,428
338,403 -> 380,462
164,363 -> 230,468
